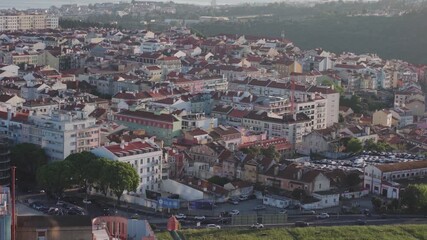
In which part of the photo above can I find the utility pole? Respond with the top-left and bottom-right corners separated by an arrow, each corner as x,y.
11,166 -> 16,240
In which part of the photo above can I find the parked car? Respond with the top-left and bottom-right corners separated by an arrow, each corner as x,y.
131,214 -> 140,219
316,213 -> 330,219
83,198 -> 92,204
194,216 -> 206,220
239,195 -> 249,201
253,205 -> 266,211
248,194 -> 257,200
356,219 -> 367,225
56,201 -> 66,207
175,213 -> 187,219
228,198 -> 239,205
229,210 -> 240,216
294,221 -> 310,227
251,223 -> 264,229
206,224 -> 221,229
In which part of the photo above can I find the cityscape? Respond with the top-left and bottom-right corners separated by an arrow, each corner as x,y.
0,0 -> 426,240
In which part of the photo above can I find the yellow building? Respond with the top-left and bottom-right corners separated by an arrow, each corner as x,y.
372,109 -> 392,127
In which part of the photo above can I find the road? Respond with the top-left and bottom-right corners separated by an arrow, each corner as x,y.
17,191 -> 427,231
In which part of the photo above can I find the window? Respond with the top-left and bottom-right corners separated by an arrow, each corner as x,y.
37,229 -> 47,240
319,183 -> 322,189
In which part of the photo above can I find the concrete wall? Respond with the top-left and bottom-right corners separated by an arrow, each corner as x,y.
161,179 -> 203,201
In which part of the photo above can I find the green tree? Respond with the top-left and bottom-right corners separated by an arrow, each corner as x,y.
339,114 -> 345,123
241,146 -> 261,156
86,158 -> 110,191
208,176 -> 230,186
260,145 -> 281,160
64,151 -> 98,189
11,143 -> 48,190
344,172 -> 362,187
36,160 -> 74,197
371,197 -> 382,210
346,138 -> 363,153
364,139 -> 393,152
401,184 -> 427,214
106,161 -> 139,204
291,188 -> 307,201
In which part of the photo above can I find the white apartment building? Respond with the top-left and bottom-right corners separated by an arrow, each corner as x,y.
242,111 -> 311,145
295,94 -> 327,130
0,109 -> 100,161
91,140 -> 163,194
229,80 -> 340,127
0,14 -> 58,31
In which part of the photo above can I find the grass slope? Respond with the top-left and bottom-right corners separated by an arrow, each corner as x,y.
156,225 -> 427,240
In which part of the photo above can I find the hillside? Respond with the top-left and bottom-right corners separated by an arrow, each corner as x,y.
193,8 -> 427,64
156,224 -> 427,240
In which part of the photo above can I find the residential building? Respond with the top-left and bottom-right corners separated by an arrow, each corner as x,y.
181,113 -> 217,131
372,109 -> 393,127
92,140 -> 163,193
0,142 -> 10,186
209,125 -> 242,150
21,111 -> 100,161
298,128 -> 340,155
259,163 -> 331,195
242,111 -> 311,145
114,110 -> 182,145
390,108 -> 413,128
0,14 -> 59,31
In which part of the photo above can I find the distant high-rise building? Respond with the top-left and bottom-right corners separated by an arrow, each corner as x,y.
0,141 -> 10,187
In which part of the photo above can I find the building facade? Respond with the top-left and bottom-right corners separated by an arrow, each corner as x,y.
114,110 -> 182,145
0,14 -> 58,31
92,140 -> 163,193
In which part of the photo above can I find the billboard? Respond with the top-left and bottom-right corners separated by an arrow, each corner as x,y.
158,198 -> 180,209
188,200 -> 214,210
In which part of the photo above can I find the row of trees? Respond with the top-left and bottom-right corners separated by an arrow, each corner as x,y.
241,145 -> 281,160
11,143 -> 48,191
36,152 -> 139,203
345,138 -> 393,153
371,184 -> 427,214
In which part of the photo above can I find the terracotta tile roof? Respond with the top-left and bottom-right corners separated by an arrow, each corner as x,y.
186,128 -> 208,136
116,110 -> 179,123
0,94 -> 14,102
375,161 -> 427,173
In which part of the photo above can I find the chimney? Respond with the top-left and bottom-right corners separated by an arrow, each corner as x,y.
331,131 -> 336,140
7,107 -> 12,121
364,126 -> 371,136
